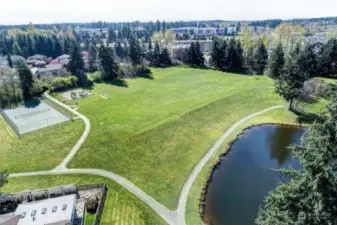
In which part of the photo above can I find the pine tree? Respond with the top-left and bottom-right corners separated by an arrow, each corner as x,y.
160,48 -> 172,67
274,45 -> 309,111
256,94 -> 337,225
68,43 -> 87,85
210,39 -> 222,69
148,39 -> 153,50
225,38 -> 243,72
12,42 -> 22,56
107,27 -> 117,44
7,54 -> 13,68
244,46 -> 255,74
253,39 -> 268,74
267,43 -> 285,79
301,43 -> 318,78
194,41 -> 205,67
151,41 -> 161,67
128,34 -> 142,65
88,44 -> 98,72
98,45 -> 119,80
16,61 -> 34,100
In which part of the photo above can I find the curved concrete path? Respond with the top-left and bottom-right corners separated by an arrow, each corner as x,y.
9,92 -> 284,225
44,92 -> 91,171
176,105 -> 284,225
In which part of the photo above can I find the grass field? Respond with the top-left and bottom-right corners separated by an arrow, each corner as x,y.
0,175 -> 167,225
54,67 -> 288,209
0,117 -> 84,173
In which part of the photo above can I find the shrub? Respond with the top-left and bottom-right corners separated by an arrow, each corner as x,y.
50,76 -> 78,92
85,195 -> 99,213
89,71 -> 104,83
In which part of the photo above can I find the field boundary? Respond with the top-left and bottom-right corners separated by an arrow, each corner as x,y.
0,108 -> 21,138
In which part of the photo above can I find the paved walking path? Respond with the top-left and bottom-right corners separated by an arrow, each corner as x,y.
9,93 -> 284,225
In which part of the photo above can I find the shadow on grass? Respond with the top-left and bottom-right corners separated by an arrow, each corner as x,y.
295,110 -> 319,124
106,79 -> 129,88
137,72 -> 154,80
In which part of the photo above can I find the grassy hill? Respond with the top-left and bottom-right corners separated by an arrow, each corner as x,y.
62,67 -> 287,209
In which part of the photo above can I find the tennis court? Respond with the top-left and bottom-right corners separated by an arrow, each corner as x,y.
1,101 -> 70,135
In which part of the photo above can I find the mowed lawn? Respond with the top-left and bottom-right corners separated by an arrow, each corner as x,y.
65,67 -> 286,209
1,175 -> 167,225
0,117 -> 84,173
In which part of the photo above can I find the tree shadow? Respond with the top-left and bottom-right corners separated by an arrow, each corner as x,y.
23,98 -> 41,108
295,110 -> 319,124
106,79 -> 129,88
137,72 -> 154,80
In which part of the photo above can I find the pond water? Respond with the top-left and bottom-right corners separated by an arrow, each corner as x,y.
204,125 -> 307,225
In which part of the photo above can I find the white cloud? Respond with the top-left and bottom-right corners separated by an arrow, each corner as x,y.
1,0 -> 337,24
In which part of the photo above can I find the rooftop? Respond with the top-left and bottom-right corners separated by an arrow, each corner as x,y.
14,194 -> 76,225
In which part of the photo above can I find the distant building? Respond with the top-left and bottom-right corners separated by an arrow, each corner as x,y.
170,27 -> 237,37
168,40 -> 213,61
35,64 -> 66,77
27,54 -> 47,65
57,55 -> 70,65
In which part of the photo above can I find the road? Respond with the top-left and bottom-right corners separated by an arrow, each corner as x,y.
9,92 -> 283,225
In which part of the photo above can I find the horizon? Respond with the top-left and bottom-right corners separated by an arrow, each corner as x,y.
2,0 -> 337,25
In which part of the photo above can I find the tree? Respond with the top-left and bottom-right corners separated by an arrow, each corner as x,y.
267,42 -> 285,79
253,39 -> 268,74
88,44 -> 98,72
301,43 -> 318,78
150,41 -> 161,67
274,45 -> 309,111
107,27 -> 117,44
160,48 -> 172,67
194,42 -> 205,67
128,34 -> 142,64
244,46 -> 255,74
0,170 -> 8,194
184,42 -> 204,67
68,43 -> 87,85
210,39 -> 222,69
16,61 -> 34,100
225,38 -> 243,72
256,94 -> 337,225
7,54 -> 13,68
98,44 -> 119,80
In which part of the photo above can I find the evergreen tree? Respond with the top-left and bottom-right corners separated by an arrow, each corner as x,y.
12,42 -> 22,55
128,34 -> 142,64
301,43 -> 318,78
151,41 -> 161,67
7,54 -> 13,68
194,41 -> 205,67
98,45 -> 119,80
68,43 -> 87,85
88,44 -> 98,72
253,39 -> 268,74
244,46 -> 255,74
274,46 -> 309,111
225,38 -> 243,72
107,27 -> 117,44
148,39 -> 153,50
267,43 -> 285,79
16,61 -> 34,100
256,94 -> 337,225
210,39 -> 222,69
115,41 -> 125,58
160,48 -> 172,67
317,38 -> 337,76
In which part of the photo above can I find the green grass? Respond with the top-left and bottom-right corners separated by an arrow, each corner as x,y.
0,117 -> 84,173
1,175 -> 167,225
185,108 -> 298,225
61,67 -> 287,209
84,212 -> 96,225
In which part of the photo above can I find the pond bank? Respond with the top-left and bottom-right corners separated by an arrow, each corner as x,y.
199,123 -> 305,223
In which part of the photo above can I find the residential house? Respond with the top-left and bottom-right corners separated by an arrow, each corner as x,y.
57,55 -> 70,65
27,54 -> 47,65
36,64 -> 66,77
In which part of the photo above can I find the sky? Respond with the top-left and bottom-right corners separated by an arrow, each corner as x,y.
1,0 -> 337,25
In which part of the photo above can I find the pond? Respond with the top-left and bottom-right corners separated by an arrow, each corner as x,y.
203,125 -> 307,225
